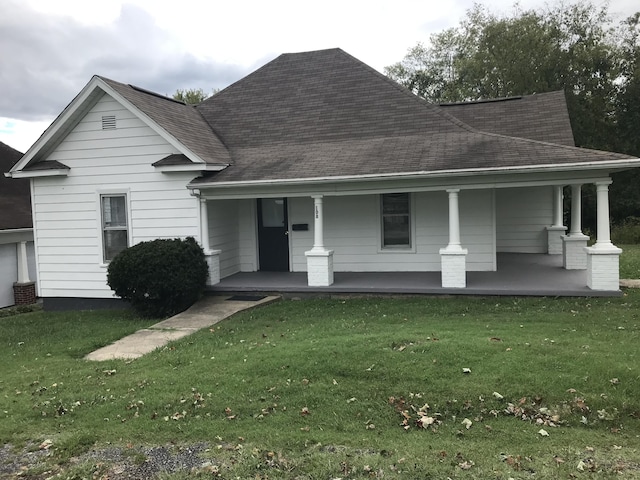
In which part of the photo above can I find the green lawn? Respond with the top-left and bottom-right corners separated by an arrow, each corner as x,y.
620,244 -> 640,279
1,294 -> 639,478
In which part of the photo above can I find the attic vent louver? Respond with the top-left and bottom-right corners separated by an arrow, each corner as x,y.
101,115 -> 116,130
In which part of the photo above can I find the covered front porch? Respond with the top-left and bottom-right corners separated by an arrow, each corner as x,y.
208,253 -> 622,297
195,175 -> 623,294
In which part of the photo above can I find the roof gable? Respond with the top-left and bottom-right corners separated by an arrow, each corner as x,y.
100,78 -> 231,166
11,76 -> 230,176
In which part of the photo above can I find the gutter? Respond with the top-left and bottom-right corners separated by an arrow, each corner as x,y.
0,228 -> 33,235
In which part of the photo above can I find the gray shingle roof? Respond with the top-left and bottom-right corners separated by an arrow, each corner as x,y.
440,91 -> 575,146
100,77 -> 231,166
0,142 -> 31,229
192,48 -> 632,184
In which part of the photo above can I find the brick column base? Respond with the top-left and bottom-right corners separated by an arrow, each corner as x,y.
585,246 -> 622,291
562,234 -> 589,269
13,282 -> 37,306
439,248 -> 468,288
204,250 -> 222,286
305,249 -> 334,287
546,226 -> 567,254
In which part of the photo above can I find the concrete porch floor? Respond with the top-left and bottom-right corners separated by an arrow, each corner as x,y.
209,253 -> 622,297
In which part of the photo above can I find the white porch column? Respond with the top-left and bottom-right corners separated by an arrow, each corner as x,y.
199,196 -> 221,285
439,189 -> 467,288
305,195 -> 334,286
546,185 -> 567,254
13,240 -> 36,306
562,184 -> 589,269
17,241 -> 30,283
585,180 -> 621,290
592,181 -> 615,250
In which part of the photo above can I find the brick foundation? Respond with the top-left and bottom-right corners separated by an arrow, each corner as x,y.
13,282 -> 37,306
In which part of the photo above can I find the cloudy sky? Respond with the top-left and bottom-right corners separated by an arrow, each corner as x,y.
0,0 -> 637,153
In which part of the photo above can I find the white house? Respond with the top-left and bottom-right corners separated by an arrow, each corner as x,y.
8,49 -> 640,309
1,141 -> 37,308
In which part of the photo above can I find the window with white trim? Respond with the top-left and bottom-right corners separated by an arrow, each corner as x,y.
101,194 -> 128,262
381,193 -> 411,248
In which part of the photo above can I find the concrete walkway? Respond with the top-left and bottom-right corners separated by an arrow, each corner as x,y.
85,295 -> 279,361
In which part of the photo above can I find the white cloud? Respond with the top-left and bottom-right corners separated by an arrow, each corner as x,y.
0,118 -> 51,153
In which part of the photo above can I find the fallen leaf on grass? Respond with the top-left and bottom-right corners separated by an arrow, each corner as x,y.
416,414 -> 437,429
39,439 -> 53,450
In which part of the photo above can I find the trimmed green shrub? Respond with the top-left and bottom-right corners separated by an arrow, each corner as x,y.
107,237 -> 208,318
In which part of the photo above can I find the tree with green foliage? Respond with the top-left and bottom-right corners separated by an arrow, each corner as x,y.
386,1 -> 640,228
172,88 -> 218,104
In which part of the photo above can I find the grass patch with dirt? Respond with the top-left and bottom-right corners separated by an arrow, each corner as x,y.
1,294 -> 639,478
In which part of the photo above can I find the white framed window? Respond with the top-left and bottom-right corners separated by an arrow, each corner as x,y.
381,193 -> 412,249
100,194 -> 129,262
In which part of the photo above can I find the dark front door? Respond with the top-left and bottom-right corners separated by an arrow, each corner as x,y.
258,198 -> 289,271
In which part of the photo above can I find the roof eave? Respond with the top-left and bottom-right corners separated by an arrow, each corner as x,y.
9,168 -> 70,179
189,158 -> 640,189
155,164 -> 229,173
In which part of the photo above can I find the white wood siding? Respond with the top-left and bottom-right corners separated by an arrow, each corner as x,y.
496,187 -> 553,253
238,199 -> 258,272
32,94 -> 199,299
288,191 -> 495,272
207,200 -> 241,278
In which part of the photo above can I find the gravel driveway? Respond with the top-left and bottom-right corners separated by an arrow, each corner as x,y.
0,442 -> 219,479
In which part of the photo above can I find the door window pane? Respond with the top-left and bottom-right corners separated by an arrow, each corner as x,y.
261,198 -> 285,227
